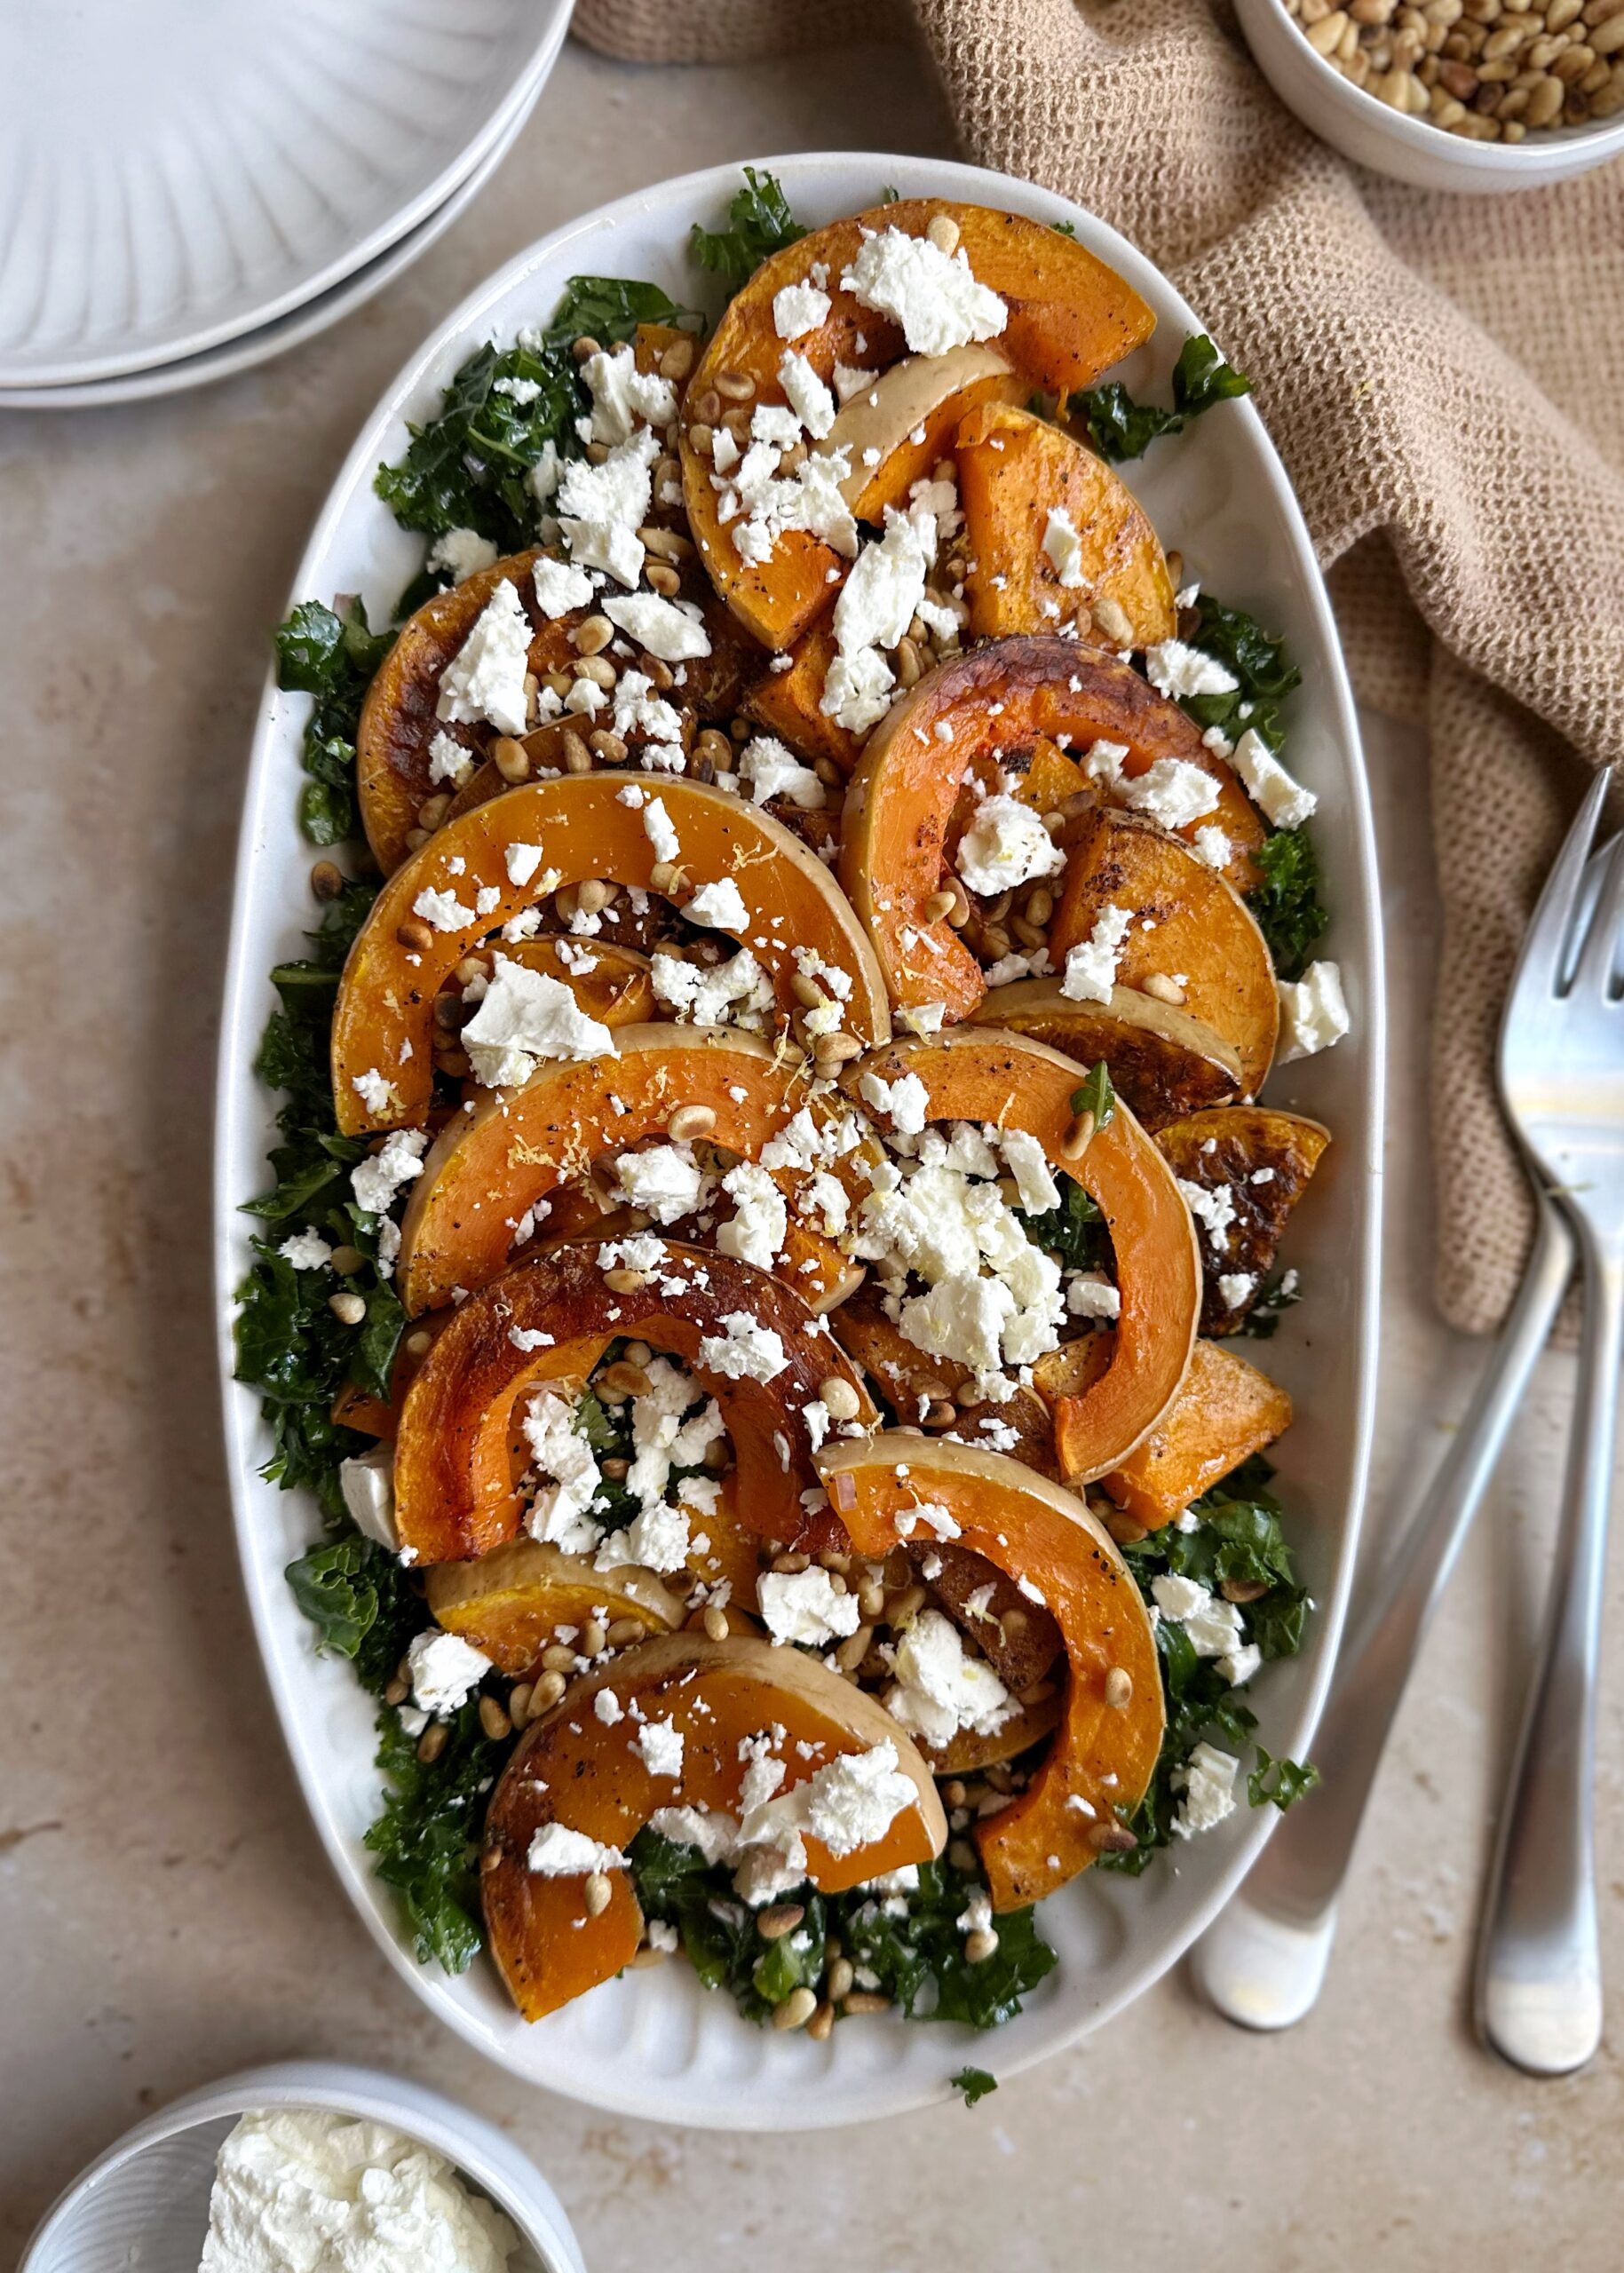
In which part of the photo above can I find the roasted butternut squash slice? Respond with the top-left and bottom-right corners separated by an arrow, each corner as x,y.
814,345 -> 1025,517
970,978 -> 1244,1131
1153,1105 -> 1330,1334
1101,1341 -> 1293,1530
356,549 -> 569,875
681,200 -> 1156,649
956,401 -> 1176,648
397,1026 -> 800,1316
482,1630 -> 947,2020
393,1237 -> 874,1563
840,640 -> 1264,1026
917,1540 -> 1064,1692
742,622 -> 867,779
1002,733 -> 1089,817
925,1694 -> 1064,1775
1049,806 -> 1279,1097
424,1540 -> 686,1674
817,1437 -> 1163,1909
838,1030 -> 1200,1481
332,774 -> 891,1136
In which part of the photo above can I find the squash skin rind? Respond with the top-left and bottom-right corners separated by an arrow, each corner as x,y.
331,772 -> 891,1135
837,1028 -> 1200,1483
481,1629 -> 947,2021
392,1236 -> 874,1564
816,1435 -> 1163,1911
839,639 -> 1264,1025
969,978 -> 1244,1132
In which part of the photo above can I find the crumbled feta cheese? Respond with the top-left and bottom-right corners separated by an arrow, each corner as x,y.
435,580 -> 533,738
717,1161 -> 788,1271
1177,1174 -> 1237,1254
1144,639 -> 1240,701
428,527 -> 498,583
636,1717 -> 685,1779
527,1822 -> 627,1875
426,729 -> 474,790
757,1565 -> 861,1647
772,281 -> 831,339
698,1311 -> 789,1382
1060,904 -> 1132,1002
820,644 -> 895,735
1119,757 -> 1222,831
1229,727 -> 1317,829
459,955 -> 614,1087
411,884 -> 478,932
578,343 -> 677,446
406,1628 -> 490,1719
737,734 -> 826,809
1216,1642 -> 1262,1689
1192,824 -> 1232,870
1000,1127 -> 1060,1214
955,793 -> 1066,899
594,1687 -> 624,1726
1278,961 -> 1350,1062
504,842 -> 547,886
833,509 -> 930,656
884,1609 -> 1012,1748
641,795 -> 680,863
278,1229 -> 333,1271
339,1446 -> 396,1549
1216,1271 -> 1256,1311
1172,1742 -> 1240,1838
602,591 -> 712,662
613,1141 -> 707,1224
777,348 -> 836,439
858,1068 -> 931,1135
685,876 -> 750,931
1152,1572 -> 1244,1658
839,226 -> 1007,357
800,1739 -> 917,1856
351,1128 -> 427,1216
351,1067 -> 394,1114
1066,1270 -> 1121,1321
1042,507 -> 1086,588
653,945 -> 775,1030
557,429 -> 658,589
532,555 -> 595,619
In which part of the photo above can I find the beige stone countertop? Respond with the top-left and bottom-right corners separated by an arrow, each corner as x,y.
3,33 -> 1621,2270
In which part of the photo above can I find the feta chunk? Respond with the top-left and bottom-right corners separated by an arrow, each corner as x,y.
772,281 -> 832,340
738,733 -> 827,809
1119,757 -> 1222,831
527,1823 -> 627,1875
1172,1742 -> 1240,1838
685,876 -> 749,931
1144,639 -> 1240,700
839,226 -> 1007,357
428,527 -> 498,583
602,591 -> 712,662
1277,961 -> 1350,1063
406,1628 -> 490,1719
460,955 -> 614,1088
698,1311 -> 789,1382
1059,904 -> 1132,1003
532,555 -> 595,619
435,579 -> 533,738
955,793 -> 1066,899
757,1566 -> 861,1648
1042,506 -> 1086,589
1229,727 -> 1317,829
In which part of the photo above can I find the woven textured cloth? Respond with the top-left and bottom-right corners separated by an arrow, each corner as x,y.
578,0 -> 1624,1333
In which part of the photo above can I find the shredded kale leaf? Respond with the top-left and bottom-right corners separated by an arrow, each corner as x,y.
1249,1747 -> 1321,1812
1237,1264 -> 1302,1342
1050,218 -> 1077,237
688,167 -> 806,294
366,1699 -> 509,1974
286,1534 -> 427,1692
375,276 -> 696,559
1175,591 -> 1300,754
273,599 -> 395,845
877,184 -> 902,205
1072,334 -> 1252,464
1247,828 -> 1329,983
952,2065 -> 999,2105
627,1841 -> 1055,2031
1101,1458 -> 1310,1871
1017,1173 -> 1107,1276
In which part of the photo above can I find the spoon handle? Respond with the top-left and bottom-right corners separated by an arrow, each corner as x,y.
1195,1187 -> 1574,2031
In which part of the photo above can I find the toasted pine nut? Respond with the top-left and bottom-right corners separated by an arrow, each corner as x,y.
584,1872 -> 614,1916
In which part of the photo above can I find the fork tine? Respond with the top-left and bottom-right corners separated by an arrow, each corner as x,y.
1508,766 -> 1614,1010
1572,831 -> 1624,1000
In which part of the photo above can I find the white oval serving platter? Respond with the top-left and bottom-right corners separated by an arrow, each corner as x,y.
1,0 -> 573,389
214,150 -> 1384,2128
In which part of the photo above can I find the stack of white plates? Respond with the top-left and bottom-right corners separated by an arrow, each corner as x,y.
0,0 -> 574,409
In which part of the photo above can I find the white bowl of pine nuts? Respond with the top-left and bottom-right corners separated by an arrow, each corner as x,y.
1235,0 -> 1624,188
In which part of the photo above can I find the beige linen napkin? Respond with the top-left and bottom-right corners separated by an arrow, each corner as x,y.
579,0 -> 1624,1334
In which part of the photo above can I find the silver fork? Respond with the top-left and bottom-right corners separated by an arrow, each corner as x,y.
1477,765 -> 1624,2076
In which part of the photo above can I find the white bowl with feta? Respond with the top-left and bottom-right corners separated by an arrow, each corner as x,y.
19,2063 -> 584,2273
215,151 -> 1383,2127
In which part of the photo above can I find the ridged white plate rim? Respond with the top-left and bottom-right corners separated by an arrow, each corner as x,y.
212,150 -> 1385,2128
3,0 -> 574,389
0,73 -> 535,415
